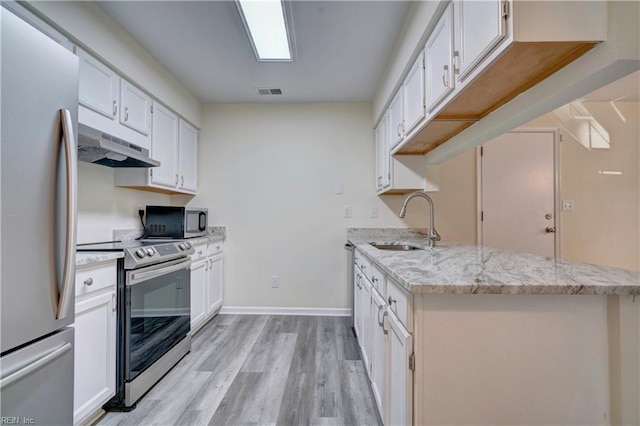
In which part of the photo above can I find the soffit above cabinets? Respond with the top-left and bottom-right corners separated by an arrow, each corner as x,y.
97,1 -> 411,103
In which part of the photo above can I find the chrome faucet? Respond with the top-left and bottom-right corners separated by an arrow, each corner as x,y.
399,191 -> 441,247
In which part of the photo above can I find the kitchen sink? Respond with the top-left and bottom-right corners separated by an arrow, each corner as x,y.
369,242 -> 423,251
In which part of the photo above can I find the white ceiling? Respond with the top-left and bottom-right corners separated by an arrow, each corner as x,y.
97,1 -> 411,104
579,70 -> 640,102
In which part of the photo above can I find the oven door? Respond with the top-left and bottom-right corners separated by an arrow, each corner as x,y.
124,258 -> 191,381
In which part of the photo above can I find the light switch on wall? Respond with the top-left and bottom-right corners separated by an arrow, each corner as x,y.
334,182 -> 344,194
343,205 -> 352,218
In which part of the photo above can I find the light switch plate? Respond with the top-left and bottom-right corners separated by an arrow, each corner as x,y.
343,205 -> 352,218
334,182 -> 344,195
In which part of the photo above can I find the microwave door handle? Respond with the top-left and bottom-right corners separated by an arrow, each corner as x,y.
199,212 -> 206,231
56,109 -> 77,320
128,258 -> 191,286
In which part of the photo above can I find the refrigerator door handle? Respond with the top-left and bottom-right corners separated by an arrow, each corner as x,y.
0,343 -> 72,390
56,109 -> 77,320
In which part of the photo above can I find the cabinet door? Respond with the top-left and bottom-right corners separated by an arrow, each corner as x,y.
77,49 -> 119,120
361,278 -> 373,378
178,120 -> 198,192
388,90 -> 404,149
149,102 -> 179,188
375,121 -> 383,191
73,291 -> 116,425
206,255 -> 223,315
425,3 -> 455,112
120,80 -> 151,136
403,51 -> 426,134
371,290 -> 388,422
387,311 -> 413,426
453,0 -> 506,82
380,113 -> 391,189
353,269 -> 362,339
190,259 -> 207,331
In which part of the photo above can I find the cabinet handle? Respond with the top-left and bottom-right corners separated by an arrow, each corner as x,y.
124,106 -> 129,121
112,100 -> 117,116
362,265 -> 366,272
442,65 -> 450,88
175,174 -> 179,185
377,304 -> 385,327
84,277 -> 93,286
112,293 -> 117,312
453,50 -> 460,74
397,123 -> 402,137
372,276 -> 378,283
181,176 -> 184,186
388,296 -> 397,305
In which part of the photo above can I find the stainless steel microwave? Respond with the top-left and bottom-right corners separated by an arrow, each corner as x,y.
145,206 -> 208,239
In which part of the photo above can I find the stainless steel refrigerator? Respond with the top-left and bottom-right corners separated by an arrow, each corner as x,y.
1,8 -> 79,425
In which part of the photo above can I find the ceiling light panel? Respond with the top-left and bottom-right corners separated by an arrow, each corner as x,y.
237,0 -> 292,61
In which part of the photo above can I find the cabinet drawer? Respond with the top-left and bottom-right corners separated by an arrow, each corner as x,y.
370,263 -> 385,295
192,243 -> 208,261
387,277 -> 413,332
75,262 -> 117,297
208,241 -> 223,256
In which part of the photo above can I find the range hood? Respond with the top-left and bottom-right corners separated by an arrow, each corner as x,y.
77,124 -> 160,168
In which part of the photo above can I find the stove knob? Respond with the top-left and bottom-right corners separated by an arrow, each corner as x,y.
184,242 -> 192,249
135,249 -> 147,258
178,243 -> 187,250
146,248 -> 155,256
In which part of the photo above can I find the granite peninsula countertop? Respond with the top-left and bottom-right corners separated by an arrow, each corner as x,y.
348,228 -> 640,296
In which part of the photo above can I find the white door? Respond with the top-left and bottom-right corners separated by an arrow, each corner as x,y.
206,254 -> 223,315
353,268 -> 362,339
361,278 -> 373,378
425,3 -> 454,112
481,131 -> 556,257
178,120 -> 198,192
73,291 -> 116,425
190,258 -> 207,331
120,80 -> 151,136
150,101 -> 179,189
371,290 -> 387,422
403,51 -> 426,134
77,49 -> 119,120
388,90 -> 404,149
388,311 -> 413,426
453,0 -> 506,82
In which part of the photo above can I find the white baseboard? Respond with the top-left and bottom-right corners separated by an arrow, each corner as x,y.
219,306 -> 351,317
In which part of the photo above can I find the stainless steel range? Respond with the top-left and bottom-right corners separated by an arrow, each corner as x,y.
77,240 -> 194,409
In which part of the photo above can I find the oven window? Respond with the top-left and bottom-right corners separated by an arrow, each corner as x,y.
125,267 -> 190,381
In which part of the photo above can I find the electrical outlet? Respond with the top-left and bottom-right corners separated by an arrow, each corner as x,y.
271,276 -> 280,288
369,206 -> 378,218
343,205 -> 352,218
562,200 -> 574,211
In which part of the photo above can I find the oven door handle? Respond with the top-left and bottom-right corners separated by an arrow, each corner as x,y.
128,258 -> 191,286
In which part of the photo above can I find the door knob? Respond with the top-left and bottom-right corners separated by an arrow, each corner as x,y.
545,226 -> 556,233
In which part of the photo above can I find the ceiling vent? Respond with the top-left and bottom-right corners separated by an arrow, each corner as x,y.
256,88 -> 283,95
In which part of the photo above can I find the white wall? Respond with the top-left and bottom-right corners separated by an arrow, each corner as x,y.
76,162 -> 169,244
28,0 -> 202,127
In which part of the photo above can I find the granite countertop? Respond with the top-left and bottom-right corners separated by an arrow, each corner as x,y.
348,228 -> 640,296
77,226 -> 226,267
76,252 -> 124,267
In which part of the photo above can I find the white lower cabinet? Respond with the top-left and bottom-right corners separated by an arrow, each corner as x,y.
387,310 -> 413,426
371,290 -> 388,421
190,241 -> 224,334
190,257 -> 207,332
361,277 -> 373,378
73,261 -> 117,426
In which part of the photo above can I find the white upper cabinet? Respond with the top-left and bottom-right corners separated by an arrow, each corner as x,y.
78,49 -> 119,120
402,51 -> 426,134
119,80 -> 151,136
425,3 -> 455,112
375,113 -> 391,191
453,0 -> 506,82
388,90 -> 404,149
150,102 -> 179,188
178,120 -> 198,193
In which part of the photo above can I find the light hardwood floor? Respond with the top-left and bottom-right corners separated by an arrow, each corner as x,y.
98,315 -> 381,426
